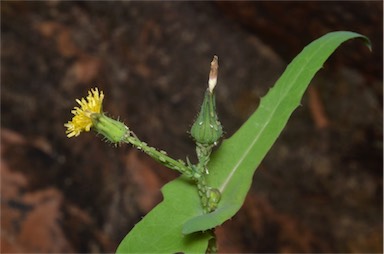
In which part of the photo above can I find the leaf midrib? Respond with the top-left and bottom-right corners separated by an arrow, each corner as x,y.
218,37 -> 330,193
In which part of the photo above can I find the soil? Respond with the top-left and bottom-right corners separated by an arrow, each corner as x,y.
1,2 -> 382,253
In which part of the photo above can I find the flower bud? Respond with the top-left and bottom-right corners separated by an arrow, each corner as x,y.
91,113 -> 128,144
207,188 -> 221,212
190,90 -> 223,145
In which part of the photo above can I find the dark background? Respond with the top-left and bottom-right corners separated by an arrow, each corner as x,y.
1,1 -> 382,253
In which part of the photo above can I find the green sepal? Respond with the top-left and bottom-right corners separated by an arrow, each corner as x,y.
190,89 -> 223,145
207,188 -> 221,212
91,113 -> 128,143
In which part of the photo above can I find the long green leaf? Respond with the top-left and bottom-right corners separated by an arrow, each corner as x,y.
116,31 -> 370,253
116,176 -> 211,253
182,31 -> 370,234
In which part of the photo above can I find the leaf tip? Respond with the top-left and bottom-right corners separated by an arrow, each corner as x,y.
364,38 -> 372,52
356,33 -> 372,52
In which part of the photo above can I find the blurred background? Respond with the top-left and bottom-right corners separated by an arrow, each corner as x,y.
1,1 -> 382,253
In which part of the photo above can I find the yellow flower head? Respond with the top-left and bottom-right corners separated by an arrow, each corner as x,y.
65,88 -> 104,137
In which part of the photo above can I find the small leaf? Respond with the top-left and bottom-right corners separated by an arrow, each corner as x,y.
116,176 -> 211,253
182,31 -> 371,234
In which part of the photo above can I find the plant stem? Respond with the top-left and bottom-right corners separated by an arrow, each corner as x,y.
123,132 -> 198,179
195,143 -> 213,213
206,229 -> 217,254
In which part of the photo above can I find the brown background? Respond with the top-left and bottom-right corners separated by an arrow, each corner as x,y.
1,1 -> 382,253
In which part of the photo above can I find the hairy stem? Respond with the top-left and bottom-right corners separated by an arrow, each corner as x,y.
123,132 -> 198,179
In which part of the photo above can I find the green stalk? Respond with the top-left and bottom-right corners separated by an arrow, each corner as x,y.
123,133 -> 198,179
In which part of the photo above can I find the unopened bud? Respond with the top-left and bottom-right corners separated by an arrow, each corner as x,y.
207,188 -> 221,212
190,90 -> 223,145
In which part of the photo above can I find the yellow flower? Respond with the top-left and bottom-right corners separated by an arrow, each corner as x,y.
65,88 -> 104,137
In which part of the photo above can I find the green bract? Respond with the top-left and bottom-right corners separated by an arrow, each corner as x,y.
91,113 -> 128,143
191,89 -> 223,145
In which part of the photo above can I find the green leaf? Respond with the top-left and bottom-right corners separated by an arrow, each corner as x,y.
116,176 -> 212,253
182,31 -> 370,234
116,31 -> 370,253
